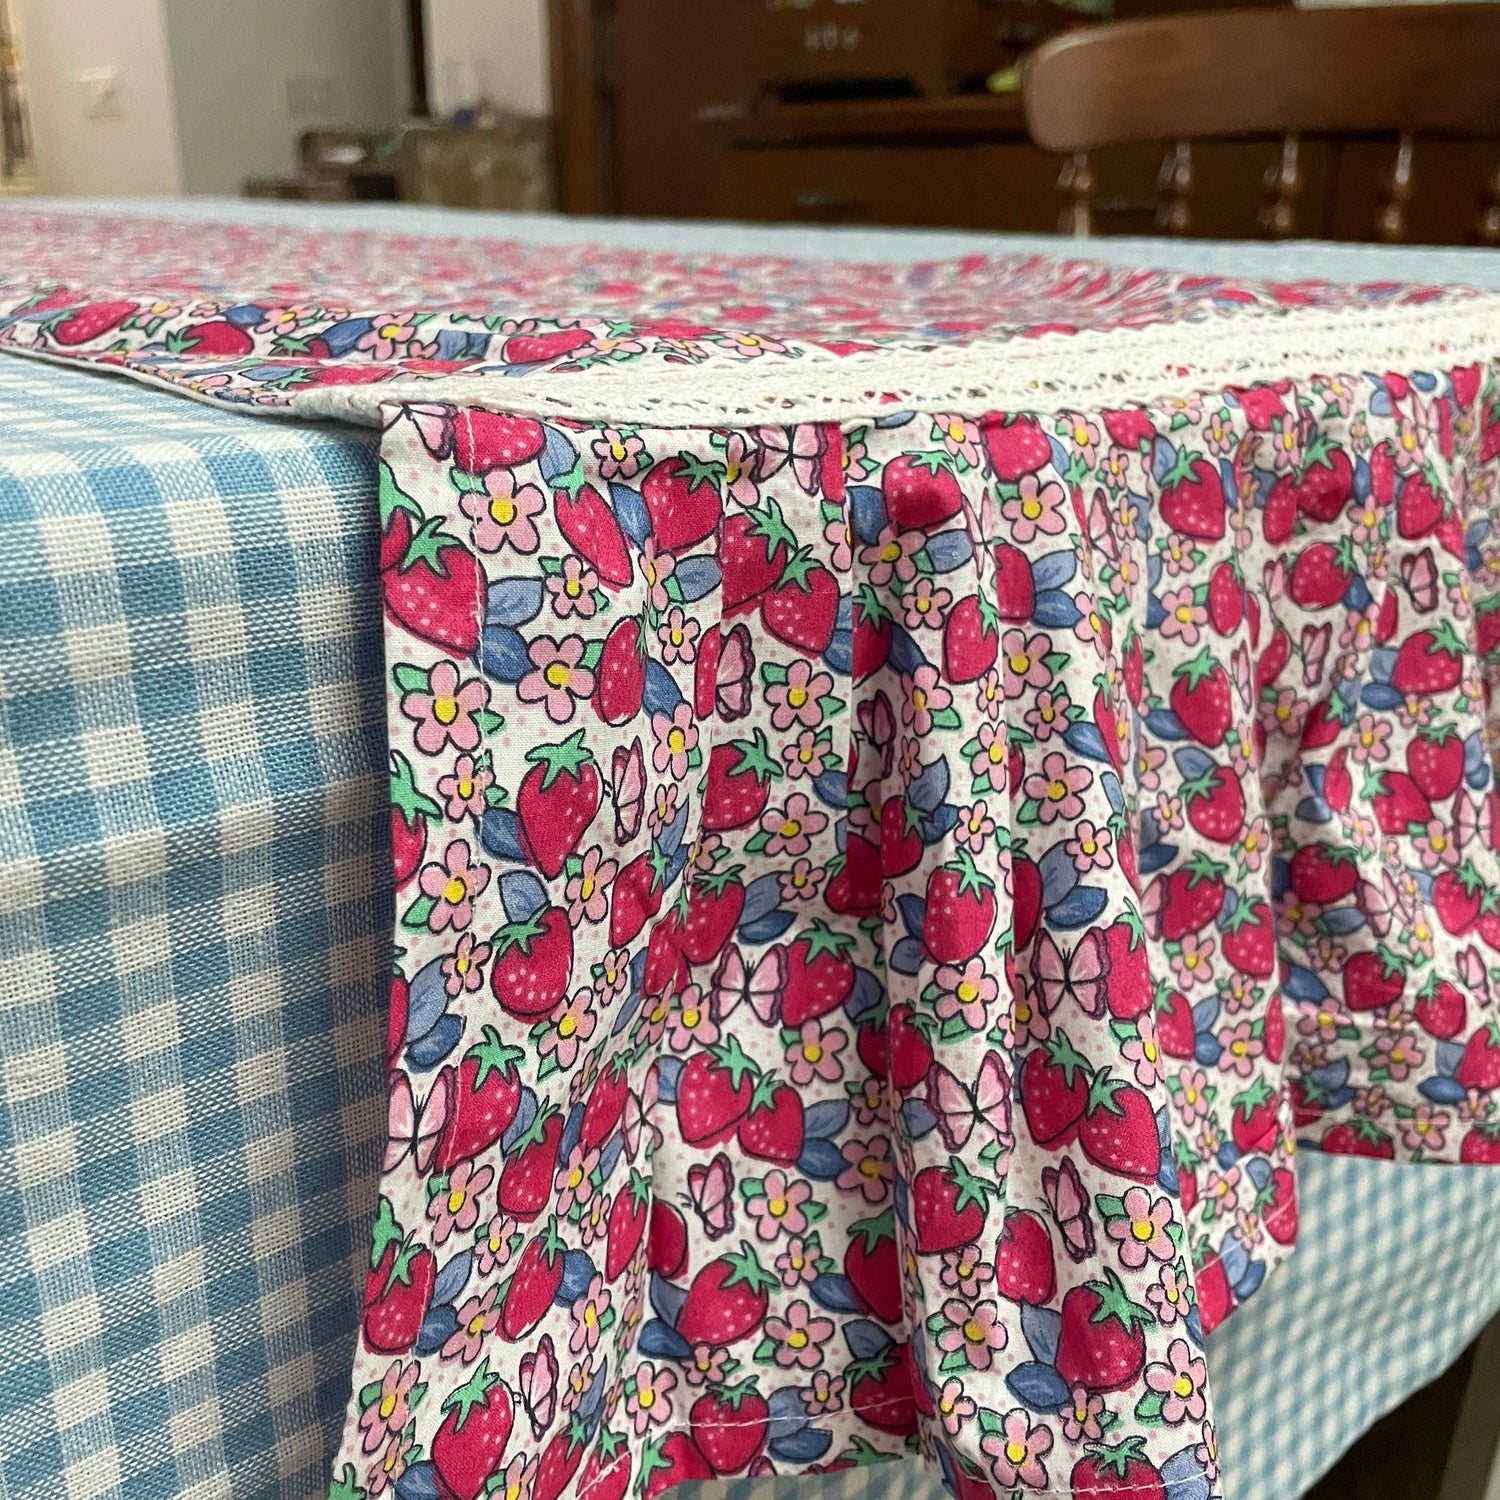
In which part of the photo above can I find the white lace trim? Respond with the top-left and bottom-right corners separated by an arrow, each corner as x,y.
284,292 -> 1500,427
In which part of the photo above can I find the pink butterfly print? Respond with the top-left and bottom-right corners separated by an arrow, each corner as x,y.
710,944 -> 784,1025
753,423 -> 826,492
1457,944 -> 1499,1007
518,1333 -> 559,1439
684,1151 -> 736,1240
1402,547 -> 1439,612
609,738 -> 646,844
1032,929 -> 1111,1019
856,690 -> 896,779
925,1052 -> 1012,1153
1042,1155 -> 1096,1263
384,1068 -> 450,1173
716,622 -> 755,722
1300,623 -> 1331,689
622,1073 -> 663,1160
406,402 -> 454,459
1454,791 -> 1495,854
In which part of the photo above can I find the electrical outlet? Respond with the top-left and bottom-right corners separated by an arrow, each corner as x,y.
75,67 -> 122,120
282,74 -> 336,119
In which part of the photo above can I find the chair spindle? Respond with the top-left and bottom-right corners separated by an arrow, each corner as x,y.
1058,149 -> 1095,237
1475,162 -> 1500,247
1155,140 -> 1194,235
1258,133 -> 1302,239
1376,133 -> 1415,243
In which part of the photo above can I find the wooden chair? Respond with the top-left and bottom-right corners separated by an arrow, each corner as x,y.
1021,5 -> 1500,242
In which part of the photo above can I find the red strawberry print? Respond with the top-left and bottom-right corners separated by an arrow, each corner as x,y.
1433,864 -> 1485,935
490,906 -> 573,1017
1414,976 -> 1467,1040
761,554 -> 839,655
496,1105 -> 563,1221
1207,560 -> 1244,636
849,1345 -> 918,1436
738,1076 -> 804,1163
680,867 -> 746,965
178,319 -> 255,356
1021,1031 -> 1092,1148
1181,762 -> 1245,844
1406,724 -> 1466,801
1159,450 -> 1225,539
827,832 -> 881,916
844,1209 -> 902,1321
911,1157 -> 992,1254
1288,843 -> 1359,905
1055,1269 -> 1152,1392
642,453 -> 723,553
942,593 -> 1001,683
648,1201 -> 690,1280
1013,852 -> 1044,951
553,479 -> 632,588
992,541 -> 1036,621
1342,947 -> 1406,1013
702,730 -> 780,833
690,1380 -> 770,1474
677,1036 -> 760,1146
574,1431 -> 632,1500
1396,468 -> 1445,539
1102,408 -> 1155,450
1070,1438 -> 1168,1500
1273,441 -> 1355,523
1078,1073 -> 1159,1181
1288,538 -> 1356,610
501,327 -> 593,365
782,921 -> 857,1027
1156,990 -> 1196,1060
609,851 -> 665,947
852,592 -> 894,679
499,1218 -> 567,1339
362,1198 -> 436,1353
1104,914 -> 1152,1020
1460,1124 -> 1500,1164
1322,1120 -> 1396,1158
1456,1022 -> 1500,1092
888,1003 -> 935,1092
983,414 -> 1051,479
1169,650 -> 1233,747
1153,853 -> 1227,941
515,729 -> 601,878
640,1434 -> 715,1499
593,615 -> 647,725
1221,897 -> 1275,978
720,506 -> 794,610
883,452 -> 965,531
676,1242 -> 778,1344
431,1356 -> 514,1500
924,851 -> 997,964
1261,1164 -> 1298,1244
879,795 -> 924,878
391,749 -> 440,888
384,518 -> 482,655
1230,1076 -> 1278,1153
51,298 -> 138,345
434,1028 -> 526,1171
580,1056 -> 632,1149
1389,621 -> 1465,696
994,1209 -> 1056,1305
606,1170 -> 652,1280
453,411 -> 545,472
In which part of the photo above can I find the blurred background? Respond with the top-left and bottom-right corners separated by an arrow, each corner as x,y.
0,0 -> 1497,242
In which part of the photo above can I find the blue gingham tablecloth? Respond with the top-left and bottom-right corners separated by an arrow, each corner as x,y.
2,204 -> 1500,1500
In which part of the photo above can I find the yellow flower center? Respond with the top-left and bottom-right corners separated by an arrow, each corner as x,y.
956,980 -> 979,1005
912,688 -> 928,714
1021,499 -> 1043,521
963,1320 -> 986,1344
584,1305 -> 597,1326
457,778 -> 474,800
881,542 -> 901,563
1184,951 -> 1200,970
455,954 -> 470,975
638,1388 -> 655,1408
939,1395 -> 955,1416
798,746 -> 814,764
948,422 -> 966,442
1131,1218 -> 1155,1242
1166,1282 -> 1180,1302
1185,1087 -> 1198,1105
447,1188 -> 467,1214
988,742 -> 1004,766
433,696 -> 459,725
1081,839 -> 1097,856
1231,1039 -> 1248,1056
768,1197 -> 789,1218
667,728 -> 687,756
1005,1440 -> 1028,1465
1009,653 -> 1029,674
610,441 -> 627,461
780,819 -> 802,840
559,1014 -> 577,1039
380,323 -> 403,339
568,1166 -> 584,1189
443,877 -> 468,906
565,577 -> 582,598
802,1043 -> 823,1064
1173,1374 -> 1194,1399
1144,1038 -> 1159,1063
787,685 -> 808,709
858,1156 -> 881,1178
1047,779 -> 1068,802
467,1313 -> 486,1336
489,495 -> 517,526
545,662 -> 572,690
670,627 -> 684,647
1015,1000 -> 1032,1025
787,1328 -> 808,1349
379,1392 -> 398,1419
1175,605 -> 1193,625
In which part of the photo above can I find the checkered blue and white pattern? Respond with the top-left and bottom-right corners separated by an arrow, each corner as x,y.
2,207 -> 1500,1500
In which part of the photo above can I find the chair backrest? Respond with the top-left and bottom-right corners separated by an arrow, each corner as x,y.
1022,5 -> 1500,240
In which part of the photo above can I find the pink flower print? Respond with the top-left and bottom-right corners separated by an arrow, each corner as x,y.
765,1300 -> 833,1369
685,1344 -> 731,1387
579,1192 -> 610,1249
1218,1019 -> 1263,1078
1024,752 -> 1091,825
436,752 -> 494,820
1024,686 -> 1072,746
786,1014 -> 846,1086
1171,932 -> 1215,989
955,801 -> 996,854
932,412 -> 983,467
462,469 -> 545,555
665,985 -> 718,1053
625,1362 -> 676,1435
844,429 -> 872,482
657,607 -> 699,666
1136,742 -> 1167,793
570,1274 -> 612,1354
518,635 -> 595,725
491,1455 -> 536,1500
933,1377 -> 977,1438
861,525 -> 923,587
595,947 -> 631,1003
539,989 -> 596,1071
1002,629 -> 1054,699
836,1137 -> 894,1204
428,1159 -> 493,1245
1202,1165 -> 1241,1217
560,1361 -> 590,1417
1400,1103 -> 1449,1153
1158,532 -> 1197,578
591,427 -> 646,480
367,1429 -> 413,1497
937,1299 -> 1008,1372
940,1245 -> 995,1299
1370,1029 -> 1423,1081
782,730 -> 829,781
897,736 -> 924,787
1239,816 -> 1271,874
775,1237 -> 821,1290
779,858 -> 823,903
651,703 -> 699,779
1349,713 -> 1393,765
1268,412 -> 1303,472
1159,585 -> 1207,646
1103,447 -> 1131,491
803,1371 -> 846,1419
1147,1264 -> 1193,1326
404,660 -> 489,754
554,1143 -> 600,1217
935,958 -> 998,1031
976,669 -> 1004,722
1003,474 -> 1067,544
1060,1386 -> 1106,1444
1061,412 -> 1101,467
1065,820 -> 1112,874
441,932 -> 491,996
1153,791 -> 1185,833
359,1360 -> 421,1453
546,555 -> 600,620
1175,1068 -> 1212,1124
823,515 -> 853,571
358,314 -> 422,360
638,539 -> 675,611
1105,1185 -> 1175,1269
760,793 -> 826,857
1263,686 -> 1308,739
1414,819 -> 1460,870
474,1213 -> 516,1278
903,577 -> 951,631
1121,1014 -> 1163,1088
565,846 -> 617,926
767,659 -> 833,731
746,1170 -> 813,1242
902,665 -> 951,735
442,1284 -> 500,1364
1393,414 -> 1424,471
1145,1339 -> 1208,1425
419,839 -> 490,933
982,1409 -> 1052,1491
648,784 -> 679,840
583,331 -> 647,360
724,330 -> 789,358
716,431 -> 761,508
1205,406 -> 1237,456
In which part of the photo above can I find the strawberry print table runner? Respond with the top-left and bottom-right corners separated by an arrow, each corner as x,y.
2,211 -> 1499,1500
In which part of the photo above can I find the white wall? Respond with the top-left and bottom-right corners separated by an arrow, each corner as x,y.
424,0 -> 548,117
14,0 -> 183,195
163,0 -> 411,196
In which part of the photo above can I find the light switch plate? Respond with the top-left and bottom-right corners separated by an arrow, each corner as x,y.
75,67 -> 122,120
